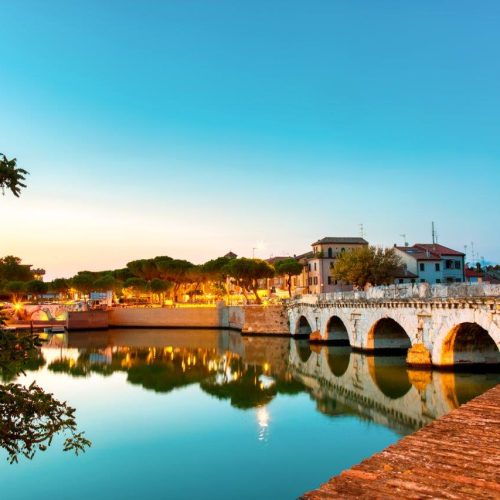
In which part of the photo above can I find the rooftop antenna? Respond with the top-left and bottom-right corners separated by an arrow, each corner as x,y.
359,223 -> 364,239
464,244 -> 468,263
431,221 -> 436,245
470,241 -> 475,264
400,234 -> 408,246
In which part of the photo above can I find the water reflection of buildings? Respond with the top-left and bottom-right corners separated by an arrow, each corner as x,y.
34,329 -> 499,436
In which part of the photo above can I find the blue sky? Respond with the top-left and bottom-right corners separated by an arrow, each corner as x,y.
1,1 -> 499,278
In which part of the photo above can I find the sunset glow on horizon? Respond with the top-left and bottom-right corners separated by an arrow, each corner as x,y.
2,1 -> 499,279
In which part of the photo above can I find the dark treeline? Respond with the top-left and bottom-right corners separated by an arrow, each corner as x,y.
0,254 -> 304,305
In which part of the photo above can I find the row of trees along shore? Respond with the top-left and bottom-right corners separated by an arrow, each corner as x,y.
0,254 -> 306,305
2,248 -> 411,306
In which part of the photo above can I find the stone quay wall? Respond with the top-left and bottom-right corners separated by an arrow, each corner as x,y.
67,304 -> 288,335
67,310 -> 109,330
108,306 -> 223,328
241,305 -> 289,335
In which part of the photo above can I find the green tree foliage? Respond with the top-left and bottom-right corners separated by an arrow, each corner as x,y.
126,259 -> 160,281
93,274 -> 117,292
331,246 -> 402,288
0,324 -> 90,463
274,258 -> 303,297
0,153 -> 28,198
156,259 -> 194,301
4,281 -> 26,302
112,268 -> 134,282
49,278 -> 70,297
25,280 -> 48,301
200,257 -> 232,297
150,278 -> 172,305
71,272 -> 95,296
224,258 -> 275,304
123,277 -> 149,299
0,256 -> 34,282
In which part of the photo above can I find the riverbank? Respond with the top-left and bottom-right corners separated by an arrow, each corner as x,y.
66,304 -> 290,335
302,383 -> 500,499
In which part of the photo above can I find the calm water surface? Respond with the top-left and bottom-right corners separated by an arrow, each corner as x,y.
2,329 -> 499,499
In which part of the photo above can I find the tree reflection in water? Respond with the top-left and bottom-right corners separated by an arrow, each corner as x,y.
16,328 -> 500,441
0,327 -> 91,463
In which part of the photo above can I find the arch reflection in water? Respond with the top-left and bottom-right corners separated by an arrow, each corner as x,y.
367,355 -> 412,399
295,339 -> 312,363
326,345 -> 351,377
30,329 -> 500,438
288,340 -> 500,435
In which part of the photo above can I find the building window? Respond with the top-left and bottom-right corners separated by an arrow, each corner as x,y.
455,261 -> 461,269
419,263 -> 425,272
341,248 -> 345,252
327,248 -> 333,258
308,264 -> 311,272
420,279 -> 426,283
308,277 -> 312,286
327,276 -> 332,285
314,263 -> 317,271
446,260 -> 453,269
436,279 -> 441,283
435,263 -> 440,271
398,279 -> 404,284
455,278 -> 461,282
314,277 -> 318,285
411,279 -> 415,284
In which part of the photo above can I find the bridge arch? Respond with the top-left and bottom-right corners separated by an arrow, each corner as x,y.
367,317 -> 412,352
30,309 -> 50,321
296,315 -> 314,338
325,316 -> 351,345
438,322 -> 500,367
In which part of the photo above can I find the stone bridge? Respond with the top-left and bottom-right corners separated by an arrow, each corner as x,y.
287,283 -> 500,367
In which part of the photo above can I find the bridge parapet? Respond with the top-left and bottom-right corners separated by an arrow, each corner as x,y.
299,282 -> 500,303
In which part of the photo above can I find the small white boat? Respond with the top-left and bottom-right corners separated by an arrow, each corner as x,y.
43,326 -> 67,333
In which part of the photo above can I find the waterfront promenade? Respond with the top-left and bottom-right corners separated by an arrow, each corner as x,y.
303,383 -> 500,499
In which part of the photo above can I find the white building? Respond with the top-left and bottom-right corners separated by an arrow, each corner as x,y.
307,237 -> 369,293
394,243 -> 465,284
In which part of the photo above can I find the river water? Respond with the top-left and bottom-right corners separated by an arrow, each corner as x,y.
1,329 -> 499,499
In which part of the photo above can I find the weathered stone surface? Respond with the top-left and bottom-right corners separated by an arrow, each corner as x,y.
67,310 -> 109,330
302,384 -> 500,499
242,305 -> 289,334
406,343 -> 432,367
